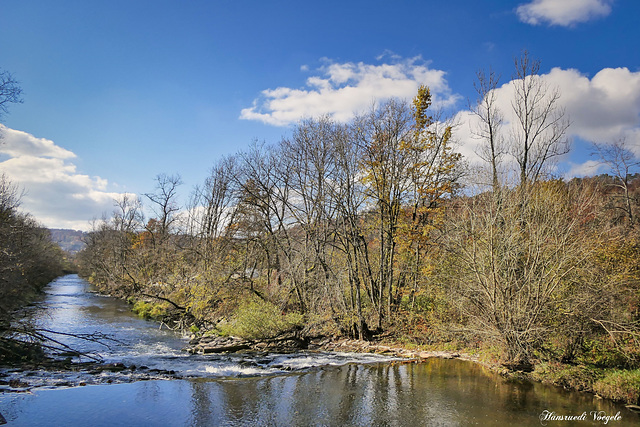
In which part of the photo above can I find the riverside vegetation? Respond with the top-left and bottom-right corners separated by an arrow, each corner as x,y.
0,69 -> 72,365
78,55 -> 640,405
2,57 -> 639,404
0,174 -> 70,364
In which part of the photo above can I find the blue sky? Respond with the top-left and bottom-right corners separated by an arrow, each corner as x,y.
1,0 -> 639,230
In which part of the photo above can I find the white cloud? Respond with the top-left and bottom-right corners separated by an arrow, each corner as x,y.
517,0 -> 613,27
240,56 -> 460,126
0,126 -> 126,230
457,67 -> 640,177
564,159 -> 607,178
546,67 -> 640,145
0,125 -> 76,159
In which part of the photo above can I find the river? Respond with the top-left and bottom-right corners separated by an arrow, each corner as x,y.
0,275 -> 637,426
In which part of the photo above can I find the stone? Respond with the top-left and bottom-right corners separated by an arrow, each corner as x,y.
201,343 -> 251,354
8,379 -> 29,388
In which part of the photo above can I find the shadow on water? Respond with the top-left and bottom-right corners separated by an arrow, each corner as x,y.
1,275 -> 639,426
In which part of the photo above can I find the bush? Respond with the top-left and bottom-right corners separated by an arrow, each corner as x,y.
593,369 -> 640,404
580,337 -> 632,369
216,298 -> 303,340
132,301 -> 167,320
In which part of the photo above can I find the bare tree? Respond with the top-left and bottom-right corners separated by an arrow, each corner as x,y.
470,68 -> 504,191
113,193 -> 144,233
200,158 -> 238,242
593,138 -> 640,225
0,69 -> 23,120
442,182 -> 598,367
510,51 -> 570,186
448,54 -> 579,366
0,175 -> 64,322
187,156 -> 240,273
144,173 -> 183,237
0,173 -> 24,219
233,141 -> 310,309
280,117 -> 339,314
330,122 -> 375,338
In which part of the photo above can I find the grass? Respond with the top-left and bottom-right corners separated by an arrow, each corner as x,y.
531,362 -> 604,392
593,369 -> 640,404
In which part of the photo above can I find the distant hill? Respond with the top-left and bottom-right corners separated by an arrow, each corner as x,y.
49,229 -> 86,253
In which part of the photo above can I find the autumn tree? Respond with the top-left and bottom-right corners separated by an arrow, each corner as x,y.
354,98 -> 413,327
396,86 -> 461,312
353,88 -> 461,329
558,180 -> 640,365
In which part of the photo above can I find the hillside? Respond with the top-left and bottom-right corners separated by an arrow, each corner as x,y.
49,229 -> 86,253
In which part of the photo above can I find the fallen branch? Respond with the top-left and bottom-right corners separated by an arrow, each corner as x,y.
140,293 -> 186,311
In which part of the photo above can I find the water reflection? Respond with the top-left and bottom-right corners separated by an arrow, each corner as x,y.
2,360 -> 639,426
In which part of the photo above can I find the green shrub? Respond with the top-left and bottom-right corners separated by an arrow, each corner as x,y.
132,301 -> 167,320
216,298 -> 303,340
593,369 -> 640,404
149,303 -> 166,319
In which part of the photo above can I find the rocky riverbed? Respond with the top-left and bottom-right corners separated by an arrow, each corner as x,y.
186,332 -> 307,354
0,361 -> 183,392
187,333 -> 483,366
1,334 -> 483,393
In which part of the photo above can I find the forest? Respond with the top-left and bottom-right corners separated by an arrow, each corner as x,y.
75,54 -> 640,402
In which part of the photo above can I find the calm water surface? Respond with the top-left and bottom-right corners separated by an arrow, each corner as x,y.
0,275 -> 638,426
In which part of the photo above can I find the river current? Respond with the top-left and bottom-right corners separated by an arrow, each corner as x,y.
0,275 -> 638,426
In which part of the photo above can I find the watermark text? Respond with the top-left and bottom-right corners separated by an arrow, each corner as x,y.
539,409 -> 622,425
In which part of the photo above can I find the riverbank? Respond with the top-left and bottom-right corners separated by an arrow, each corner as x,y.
7,272 -> 636,408
70,280 -> 640,408
5,275 -> 638,427
317,337 -> 640,407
